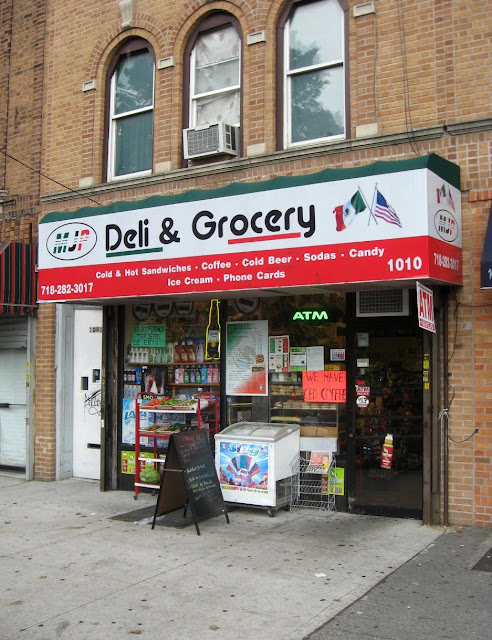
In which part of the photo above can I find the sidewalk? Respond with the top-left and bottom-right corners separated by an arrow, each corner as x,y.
306,524 -> 492,640
0,475 -> 487,640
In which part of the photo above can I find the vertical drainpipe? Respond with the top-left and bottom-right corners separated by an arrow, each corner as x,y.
442,288 -> 449,526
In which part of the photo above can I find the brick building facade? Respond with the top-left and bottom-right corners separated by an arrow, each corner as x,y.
2,0 -> 491,525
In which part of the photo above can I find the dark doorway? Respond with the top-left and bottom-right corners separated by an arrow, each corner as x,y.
347,321 -> 424,518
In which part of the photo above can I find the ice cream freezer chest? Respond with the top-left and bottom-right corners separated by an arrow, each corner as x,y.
215,421 -> 300,510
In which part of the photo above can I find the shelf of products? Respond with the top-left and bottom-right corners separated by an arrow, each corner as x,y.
269,372 -> 340,429
290,452 -> 337,512
123,362 -> 220,399
133,390 -> 219,498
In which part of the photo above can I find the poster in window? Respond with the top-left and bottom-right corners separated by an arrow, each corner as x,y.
226,320 -> 268,396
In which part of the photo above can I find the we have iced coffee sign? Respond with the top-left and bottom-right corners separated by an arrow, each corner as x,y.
37,155 -> 462,303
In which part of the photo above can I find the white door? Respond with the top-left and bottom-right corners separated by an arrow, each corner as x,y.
72,308 -> 103,480
0,319 -> 28,469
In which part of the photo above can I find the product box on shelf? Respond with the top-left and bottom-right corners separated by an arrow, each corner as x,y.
300,425 -> 338,453
300,426 -> 338,438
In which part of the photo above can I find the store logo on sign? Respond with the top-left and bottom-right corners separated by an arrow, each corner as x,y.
434,210 -> 459,242
46,222 -> 97,260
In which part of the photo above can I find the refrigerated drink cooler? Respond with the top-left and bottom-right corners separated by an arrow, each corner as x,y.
215,421 -> 300,516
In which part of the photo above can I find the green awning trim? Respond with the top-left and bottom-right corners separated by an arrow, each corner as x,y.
41,153 -> 461,224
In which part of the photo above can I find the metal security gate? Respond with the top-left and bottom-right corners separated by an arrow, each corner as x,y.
0,318 -> 29,469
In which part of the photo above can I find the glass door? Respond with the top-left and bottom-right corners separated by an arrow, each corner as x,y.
351,325 -> 423,517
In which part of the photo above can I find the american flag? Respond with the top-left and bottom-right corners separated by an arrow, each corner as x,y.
447,189 -> 455,211
374,190 -> 401,227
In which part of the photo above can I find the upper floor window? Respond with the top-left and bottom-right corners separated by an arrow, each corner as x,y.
282,0 -> 346,147
107,39 -> 155,181
189,22 -> 241,127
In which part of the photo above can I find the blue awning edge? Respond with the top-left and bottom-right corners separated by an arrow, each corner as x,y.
480,204 -> 492,288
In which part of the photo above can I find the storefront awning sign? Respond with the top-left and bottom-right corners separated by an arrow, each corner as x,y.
37,154 -> 462,303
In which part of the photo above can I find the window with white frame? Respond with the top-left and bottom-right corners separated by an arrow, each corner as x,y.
284,0 -> 345,147
189,23 -> 241,127
107,40 -> 154,180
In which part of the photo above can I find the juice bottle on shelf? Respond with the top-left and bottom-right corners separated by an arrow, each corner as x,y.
381,434 -> 394,469
201,364 -> 208,384
187,340 -> 197,362
167,342 -> 175,363
196,340 -> 205,363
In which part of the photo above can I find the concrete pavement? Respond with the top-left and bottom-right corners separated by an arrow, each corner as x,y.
0,474 -> 489,640
305,523 -> 492,640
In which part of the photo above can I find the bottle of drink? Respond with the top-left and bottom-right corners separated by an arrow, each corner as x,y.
205,299 -> 221,360
197,340 -> 205,363
381,434 -> 394,469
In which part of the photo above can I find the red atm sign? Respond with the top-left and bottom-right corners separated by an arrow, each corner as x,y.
417,282 -> 436,333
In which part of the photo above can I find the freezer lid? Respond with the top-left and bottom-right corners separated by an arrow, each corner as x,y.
217,421 -> 300,442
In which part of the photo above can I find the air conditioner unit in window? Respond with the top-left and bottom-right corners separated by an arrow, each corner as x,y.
183,123 -> 239,160
356,289 -> 410,317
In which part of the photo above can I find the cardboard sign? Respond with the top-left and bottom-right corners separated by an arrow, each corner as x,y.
131,324 -> 166,347
302,370 -> 346,403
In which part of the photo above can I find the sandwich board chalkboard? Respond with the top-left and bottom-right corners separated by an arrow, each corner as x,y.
152,429 -> 229,535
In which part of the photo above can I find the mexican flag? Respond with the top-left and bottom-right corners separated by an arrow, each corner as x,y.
333,190 -> 367,231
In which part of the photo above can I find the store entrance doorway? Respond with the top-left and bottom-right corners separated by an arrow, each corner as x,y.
350,323 -> 423,518
72,308 -> 103,480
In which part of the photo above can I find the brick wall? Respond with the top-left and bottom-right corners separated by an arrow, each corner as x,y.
0,1 -> 52,476
33,303 -> 57,481
30,0 -> 492,524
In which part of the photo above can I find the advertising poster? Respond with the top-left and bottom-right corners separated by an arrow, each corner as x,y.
269,335 -> 290,372
321,467 -> 345,495
226,320 -> 268,396
121,450 -> 155,475
290,347 -> 307,371
218,440 -> 271,496
122,398 -> 152,445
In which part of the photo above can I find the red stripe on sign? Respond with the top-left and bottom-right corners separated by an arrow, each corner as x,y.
228,232 -> 301,245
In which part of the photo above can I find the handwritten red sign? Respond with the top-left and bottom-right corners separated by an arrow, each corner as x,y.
302,370 -> 346,403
